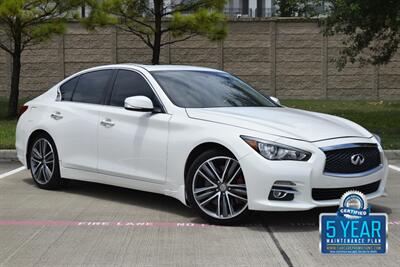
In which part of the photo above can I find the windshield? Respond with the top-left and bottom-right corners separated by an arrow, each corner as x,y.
151,70 -> 278,108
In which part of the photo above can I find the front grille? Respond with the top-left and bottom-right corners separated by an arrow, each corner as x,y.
323,144 -> 381,174
312,180 -> 381,201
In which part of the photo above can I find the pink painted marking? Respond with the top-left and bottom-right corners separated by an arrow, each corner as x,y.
0,220 -> 213,228
0,220 -> 398,227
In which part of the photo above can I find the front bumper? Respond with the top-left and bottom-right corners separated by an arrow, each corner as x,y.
239,137 -> 388,211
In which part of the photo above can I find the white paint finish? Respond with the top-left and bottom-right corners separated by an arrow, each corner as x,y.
48,101 -> 100,171
15,63 -> 388,216
0,166 -> 26,179
97,105 -> 171,183
186,107 -> 372,142
124,96 -> 154,111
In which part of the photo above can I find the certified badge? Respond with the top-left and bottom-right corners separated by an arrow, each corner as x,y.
320,191 -> 388,254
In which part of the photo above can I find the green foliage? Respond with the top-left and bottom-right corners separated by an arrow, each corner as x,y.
0,0 -> 83,118
171,8 -> 227,41
324,0 -> 400,69
84,0 -> 227,64
275,0 -> 323,17
0,0 -> 83,54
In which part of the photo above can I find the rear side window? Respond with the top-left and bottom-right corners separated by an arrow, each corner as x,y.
59,77 -> 78,101
110,70 -> 158,107
72,70 -> 113,104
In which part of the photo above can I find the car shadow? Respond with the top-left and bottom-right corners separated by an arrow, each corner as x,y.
22,178 -> 393,229
22,178 -> 199,220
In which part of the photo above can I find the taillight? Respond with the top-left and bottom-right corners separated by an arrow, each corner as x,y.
18,105 -> 28,118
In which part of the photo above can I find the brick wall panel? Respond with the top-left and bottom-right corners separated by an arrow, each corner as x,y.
224,62 -> 270,76
277,75 -> 322,90
224,48 -> 269,62
21,63 -> 61,77
171,48 -> 219,63
379,89 -> 400,99
117,34 -> 151,49
379,75 -> 400,89
22,49 -> 59,63
117,48 -> 169,64
1,20 -> 398,99
65,34 -> 112,49
277,62 -> 322,75
328,75 -> 374,89
277,48 -> 321,62
65,49 -> 112,63
277,22 -> 320,34
277,34 -> 321,48
228,22 -> 270,34
327,88 -> 377,99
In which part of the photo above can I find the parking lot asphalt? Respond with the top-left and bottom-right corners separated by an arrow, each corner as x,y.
0,161 -> 399,267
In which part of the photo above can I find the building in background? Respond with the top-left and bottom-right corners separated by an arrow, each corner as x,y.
224,0 -> 274,18
80,1 -> 275,19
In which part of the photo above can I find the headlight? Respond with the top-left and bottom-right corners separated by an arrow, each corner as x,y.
373,133 -> 381,144
241,136 -> 311,161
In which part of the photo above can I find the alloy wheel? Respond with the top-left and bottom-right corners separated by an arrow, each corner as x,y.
192,156 -> 247,220
30,138 -> 55,185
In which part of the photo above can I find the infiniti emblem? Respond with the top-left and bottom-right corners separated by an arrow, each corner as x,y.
351,154 -> 365,166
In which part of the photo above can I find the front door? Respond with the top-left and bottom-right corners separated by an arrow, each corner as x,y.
97,69 -> 170,183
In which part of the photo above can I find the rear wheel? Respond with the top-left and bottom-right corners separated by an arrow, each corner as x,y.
29,134 -> 65,189
186,149 -> 248,225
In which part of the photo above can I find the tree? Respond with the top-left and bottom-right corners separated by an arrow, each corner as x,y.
324,0 -> 400,69
84,0 -> 227,65
0,0 -> 83,118
275,0 -> 322,17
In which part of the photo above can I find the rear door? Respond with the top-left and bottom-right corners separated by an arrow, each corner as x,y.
50,69 -> 114,172
97,69 -> 171,183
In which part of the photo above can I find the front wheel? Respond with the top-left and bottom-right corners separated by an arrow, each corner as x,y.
29,134 -> 65,189
186,149 -> 249,225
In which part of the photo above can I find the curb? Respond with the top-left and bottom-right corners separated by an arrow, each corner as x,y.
0,150 -> 18,161
0,149 -> 399,161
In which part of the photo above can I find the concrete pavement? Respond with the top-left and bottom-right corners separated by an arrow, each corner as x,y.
0,161 -> 23,175
0,162 -> 399,266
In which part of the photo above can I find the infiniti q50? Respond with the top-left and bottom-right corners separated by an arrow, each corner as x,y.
16,64 -> 388,224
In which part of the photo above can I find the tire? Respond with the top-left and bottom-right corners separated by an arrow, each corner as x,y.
28,134 -> 66,189
186,149 -> 249,225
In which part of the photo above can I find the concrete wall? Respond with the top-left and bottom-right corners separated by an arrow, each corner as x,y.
1,19 -> 399,100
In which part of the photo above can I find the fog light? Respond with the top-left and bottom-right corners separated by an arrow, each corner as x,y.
273,191 -> 288,199
268,181 -> 297,201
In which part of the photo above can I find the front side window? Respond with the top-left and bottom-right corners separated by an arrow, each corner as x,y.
109,70 -> 158,107
151,70 -> 277,108
59,77 -> 79,101
72,70 -> 113,104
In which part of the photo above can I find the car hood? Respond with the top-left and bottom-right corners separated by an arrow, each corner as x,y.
185,107 -> 372,142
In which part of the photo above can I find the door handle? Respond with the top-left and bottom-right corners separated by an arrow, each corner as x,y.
100,118 -> 115,128
50,111 -> 63,120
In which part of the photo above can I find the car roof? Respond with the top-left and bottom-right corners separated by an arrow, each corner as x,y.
81,64 -> 224,73
127,64 -> 223,72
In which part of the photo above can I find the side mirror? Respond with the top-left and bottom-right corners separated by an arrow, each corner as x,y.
270,96 -> 281,105
124,96 -> 154,112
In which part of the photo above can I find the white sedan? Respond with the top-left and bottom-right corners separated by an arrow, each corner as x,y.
16,64 -> 388,224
